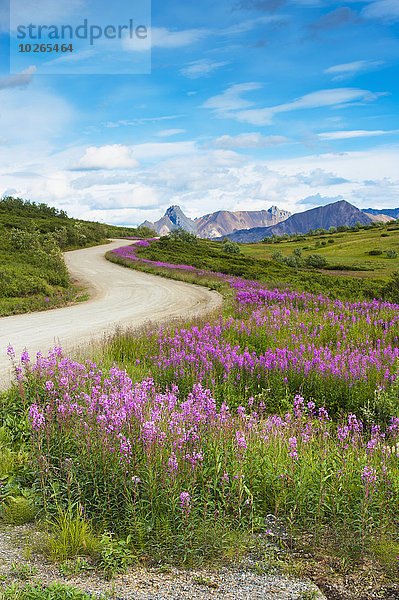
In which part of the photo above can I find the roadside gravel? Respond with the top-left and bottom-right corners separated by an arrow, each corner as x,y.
0,525 -> 326,600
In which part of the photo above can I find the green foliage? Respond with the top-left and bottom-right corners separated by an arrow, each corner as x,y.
386,249 -> 398,259
44,509 -> 98,562
305,254 -> 328,269
2,498 -> 36,525
271,250 -> 284,262
167,228 -> 199,245
58,557 -> 93,577
222,239 -> 240,255
97,532 -> 137,580
0,581 -> 105,600
383,272 -> 399,302
360,378 -> 399,429
8,563 -> 38,581
272,248 -> 325,269
371,539 -> 399,576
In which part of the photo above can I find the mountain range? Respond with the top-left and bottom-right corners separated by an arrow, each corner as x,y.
142,205 -> 290,239
225,200 -> 373,243
141,201 -> 398,243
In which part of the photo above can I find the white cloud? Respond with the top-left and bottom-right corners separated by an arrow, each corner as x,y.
156,129 -> 186,138
220,15 -> 286,35
1,121 -> 399,227
202,83 -> 261,113
295,169 -> 348,186
123,26 -> 208,52
319,129 -> 399,140
203,86 -> 383,125
81,183 -> 159,210
215,133 -> 290,148
74,145 -> 140,170
300,193 -> 344,207
151,27 -> 208,48
122,16 -> 283,54
324,60 -> 383,80
235,88 -> 382,125
77,207 -> 160,227
0,66 -> 36,90
362,0 -> 399,22
130,141 -> 196,160
103,115 -> 185,128
181,59 -> 229,79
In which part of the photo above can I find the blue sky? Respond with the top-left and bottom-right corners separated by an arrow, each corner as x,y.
0,0 -> 398,225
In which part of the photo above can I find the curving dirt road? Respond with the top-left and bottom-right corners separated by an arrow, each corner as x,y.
0,239 -> 222,389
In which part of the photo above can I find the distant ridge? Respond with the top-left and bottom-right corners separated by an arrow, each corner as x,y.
364,207 -> 399,220
224,200 -> 373,243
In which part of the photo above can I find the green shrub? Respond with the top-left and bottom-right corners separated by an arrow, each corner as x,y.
167,228 -> 199,245
2,498 -> 36,525
386,249 -> 398,259
305,254 -> 328,269
222,240 -> 240,255
271,250 -> 284,263
98,532 -> 137,580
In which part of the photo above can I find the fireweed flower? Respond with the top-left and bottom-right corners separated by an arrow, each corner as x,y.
361,465 -> 378,486
235,430 -> 247,458
288,437 -> 298,460
180,492 -> 191,514
168,453 -> 179,474
21,350 -> 30,364
221,473 -> 229,485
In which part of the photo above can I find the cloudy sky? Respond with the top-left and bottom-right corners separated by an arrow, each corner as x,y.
0,0 -> 398,225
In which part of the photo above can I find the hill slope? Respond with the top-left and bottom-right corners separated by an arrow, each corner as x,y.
0,196 -> 148,316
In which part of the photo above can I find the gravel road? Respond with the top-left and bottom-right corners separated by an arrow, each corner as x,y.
0,239 -> 222,389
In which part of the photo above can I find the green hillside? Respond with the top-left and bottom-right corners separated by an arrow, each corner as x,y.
241,221 -> 399,280
0,196 -> 152,316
